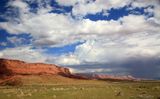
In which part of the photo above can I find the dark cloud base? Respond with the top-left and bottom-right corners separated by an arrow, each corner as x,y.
67,57 -> 160,79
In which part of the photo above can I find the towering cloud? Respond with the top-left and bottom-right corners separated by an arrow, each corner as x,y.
0,0 -> 160,79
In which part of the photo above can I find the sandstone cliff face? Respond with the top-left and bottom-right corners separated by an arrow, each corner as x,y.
0,58 -> 71,76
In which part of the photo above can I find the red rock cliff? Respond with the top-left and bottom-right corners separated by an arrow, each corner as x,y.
0,58 -> 71,76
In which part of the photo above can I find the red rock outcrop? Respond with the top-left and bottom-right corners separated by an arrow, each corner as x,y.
0,58 -> 71,76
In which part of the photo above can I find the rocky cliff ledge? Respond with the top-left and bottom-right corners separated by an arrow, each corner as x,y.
0,58 -> 71,76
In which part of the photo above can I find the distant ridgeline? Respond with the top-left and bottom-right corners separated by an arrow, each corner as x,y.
0,58 -> 138,81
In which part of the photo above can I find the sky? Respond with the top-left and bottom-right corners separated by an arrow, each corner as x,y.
0,0 -> 160,79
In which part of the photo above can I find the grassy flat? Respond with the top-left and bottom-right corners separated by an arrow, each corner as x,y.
0,75 -> 160,99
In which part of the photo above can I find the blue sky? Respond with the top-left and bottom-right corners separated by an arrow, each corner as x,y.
0,0 -> 160,79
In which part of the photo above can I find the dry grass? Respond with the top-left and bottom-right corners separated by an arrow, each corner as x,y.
0,75 -> 160,99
